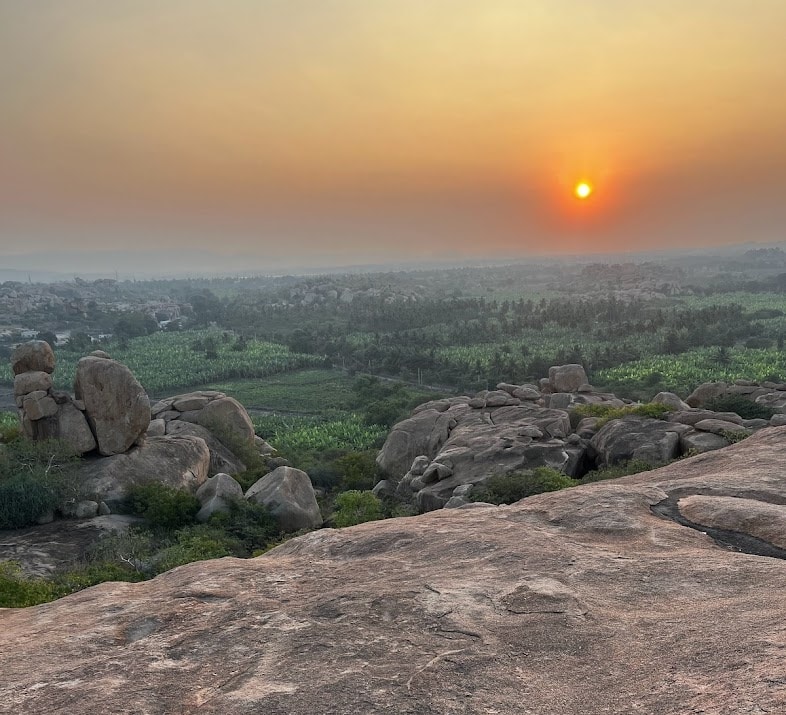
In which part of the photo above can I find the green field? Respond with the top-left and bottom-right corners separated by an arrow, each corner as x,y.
204,369 -> 358,414
595,346 -> 786,397
0,331 -> 323,394
252,413 -> 386,455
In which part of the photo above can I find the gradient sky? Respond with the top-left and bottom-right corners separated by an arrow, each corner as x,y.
2,1 -> 786,271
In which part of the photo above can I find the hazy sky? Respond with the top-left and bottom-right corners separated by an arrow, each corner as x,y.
2,1 -> 785,271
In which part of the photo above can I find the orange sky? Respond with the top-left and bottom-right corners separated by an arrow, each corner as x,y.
2,1 -> 786,268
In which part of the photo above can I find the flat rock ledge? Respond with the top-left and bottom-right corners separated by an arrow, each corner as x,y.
3,428 -> 786,714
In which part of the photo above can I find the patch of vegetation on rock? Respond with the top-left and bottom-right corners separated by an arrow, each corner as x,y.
570,402 -> 673,429
470,467 -> 579,505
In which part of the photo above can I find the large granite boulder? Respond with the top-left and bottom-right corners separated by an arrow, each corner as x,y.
245,466 -> 322,532
685,381 -> 727,408
55,402 -> 97,455
74,356 -> 151,456
76,435 -> 210,510
195,472 -> 244,522
10,340 -> 55,376
549,364 -> 588,393
165,419 -> 246,476
590,417 -> 688,466
194,397 -> 255,450
376,403 -> 467,479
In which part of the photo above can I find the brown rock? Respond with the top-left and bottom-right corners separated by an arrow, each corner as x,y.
10,340 -> 55,376
245,466 -> 322,532
195,397 -> 255,450
4,431 -> 786,713
22,391 -> 58,421
75,435 -> 210,510
74,356 -> 151,456
13,371 -> 53,397
55,402 -> 97,454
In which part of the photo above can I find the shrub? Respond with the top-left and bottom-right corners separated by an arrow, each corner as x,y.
470,467 -> 579,505
0,561 -> 61,607
332,490 -> 384,527
0,439 -> 78,529
582,459 -> 660,483
0,412 -> 20,443
570,402 -> 672,429
152,525 -> 237,572
335,451 -> 380,491
703,395 -> 774,420
206,498 -> 278,555
128,483 -> 200,530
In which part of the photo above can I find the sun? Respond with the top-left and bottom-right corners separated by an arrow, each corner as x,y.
574,182 -> 593,199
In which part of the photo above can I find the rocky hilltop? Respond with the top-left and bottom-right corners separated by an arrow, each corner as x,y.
2,429 -> 786,714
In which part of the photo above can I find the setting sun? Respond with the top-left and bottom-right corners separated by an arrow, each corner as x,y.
575,182 -> 593,200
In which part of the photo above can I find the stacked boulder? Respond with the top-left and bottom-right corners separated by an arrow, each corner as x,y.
377,364 -> 780,513
149,391 -> 264,475
687,378 -> 786,416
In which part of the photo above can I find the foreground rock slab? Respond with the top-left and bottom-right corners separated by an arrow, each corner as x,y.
3,429 -> 786,714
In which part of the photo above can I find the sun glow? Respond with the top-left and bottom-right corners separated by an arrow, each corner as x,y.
575,182 -> 593,199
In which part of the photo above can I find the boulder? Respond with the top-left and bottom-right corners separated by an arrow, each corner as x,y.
146,418 -> 166,437
76,435 -> 210,511
11,340 -> 55,376
22,391 -> 58,421
680,430 -> 731,454
89,350 -> 111,359
13,371 -> 53,397
245,466 -> 322,532
165,419 -> 247,476
195,397 -> 255,450
669,409 -> 743,426
651,392 -> 690,411
195,473 -> 244,522
55,402 -> 97,455
74,356 -> 151,456
590,417 -> 687,467
376,406 -> 464,479
173,394 -> 212,412
548,364 -> 588,393
685,381 -> 727,408
693,419 -> 751,438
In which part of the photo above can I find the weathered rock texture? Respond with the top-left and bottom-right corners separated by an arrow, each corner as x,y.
74,356 -> 151,456
3,430 -> 786,714
76,435 -> 211,510
245,466 -> 322,532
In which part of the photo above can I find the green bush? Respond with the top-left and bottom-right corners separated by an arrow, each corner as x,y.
0,439 -> 78,529
206,499 -> 278,555
582,459 -> 660,483
0,561 -> 61,607
128,483 -> 200,530
334,451 -> 380,491
570,402 -> 672,429
470,467 -> 578,505
0,412 -> 20,443
332,490 -> 384,527
703,395 -> 774,420
152,525 -> 238,572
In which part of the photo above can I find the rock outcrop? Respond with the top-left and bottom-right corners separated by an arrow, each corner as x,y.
380,366 -> 779,512
3,430 -> 786,714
